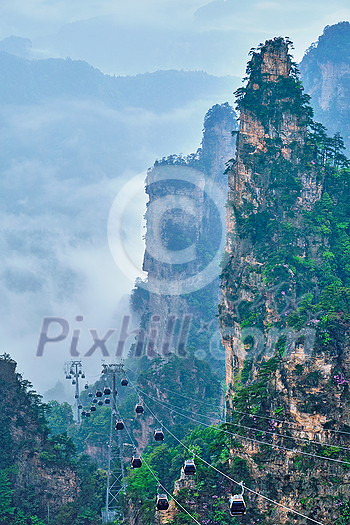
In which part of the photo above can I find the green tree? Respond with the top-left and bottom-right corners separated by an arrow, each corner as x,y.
30,517 -> 46,525
0,470 -> 14,524
46,401 -> 75,435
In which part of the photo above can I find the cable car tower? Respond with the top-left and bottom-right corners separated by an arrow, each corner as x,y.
64,360 -> 85,424
101,363 -> 126,523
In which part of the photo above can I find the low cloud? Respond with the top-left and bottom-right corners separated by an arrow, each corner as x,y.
0,92 -> 233,394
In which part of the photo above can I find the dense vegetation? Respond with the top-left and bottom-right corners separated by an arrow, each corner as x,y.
10,353 -> 221,524
218,37 -> 350,525
0,354 -> 104,525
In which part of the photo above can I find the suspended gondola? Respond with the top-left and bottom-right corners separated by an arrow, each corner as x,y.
156,494 -> 169,511
105,398 -> 111,404
93,398 -> 98,404
229,484 -> 246,516
88,392 -> 93,398
131,456 -> 142,468
115,420 -> 124,430
78,404 -> 83,410
104,387 -> 111,395
75,394 -> 79,399
154,429 -> 164,441
183,459 -> 196,475
98,400 -> 103,407
85,412 -> 90,417
135,404 -> 144,414
84,384 -> 89,390
121,378 -> 128,386
96,390 -> 103,398
90,405 -> 96,412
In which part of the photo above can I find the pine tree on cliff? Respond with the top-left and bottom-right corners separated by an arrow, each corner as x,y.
219,37 -> 350,525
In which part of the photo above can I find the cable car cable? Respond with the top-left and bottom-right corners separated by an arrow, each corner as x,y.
142,457 -> 202,525
131,366 -> 350,438
120,415 -> 202,525
140,398 -> 325,525
126,370 -> 224,410
125,377 -> 326,524
134,383 -> 350,456
128,379 -> 350,467
145,395 -> 350,467
230,408 -> 350,438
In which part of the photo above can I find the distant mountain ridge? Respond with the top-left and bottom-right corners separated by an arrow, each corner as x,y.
0,50 -> 238,113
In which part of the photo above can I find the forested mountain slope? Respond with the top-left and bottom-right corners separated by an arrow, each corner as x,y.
0,51 -> 237,113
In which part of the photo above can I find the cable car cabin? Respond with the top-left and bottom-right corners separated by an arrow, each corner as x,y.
81,374 -> 85,379
154,429 -> 164,441
81,410 -> 86,416
121,378 -> 128,386
84,384 -> 89,389
88,392 -> 93,398
115,420 -> 124,430
135,404 -> 144,414
65,375 -> 70,379
131,456 -> 142,468
78,404 -> 83,410
75,394 -> 79,399
98,400 -> 103,406
72,380 -> 76,385
93,398 -> 98,404
183,460 -> 196,475
96,390 -> 103,397
90,405 -> 96,412
85,412 -> 90,417
156,495 -> 169,511
229,495 -> 246,516
104,387 -> 111,395
105,398 -> 111,404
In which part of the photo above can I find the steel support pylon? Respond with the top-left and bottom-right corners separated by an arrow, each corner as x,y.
102,363 -> 126,523
64,360 -> 84,424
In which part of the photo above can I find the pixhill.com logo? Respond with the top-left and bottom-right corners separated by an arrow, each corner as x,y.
36,314 -> 192,358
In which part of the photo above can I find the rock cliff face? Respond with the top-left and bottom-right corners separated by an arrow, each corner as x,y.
0,354 -> 78,520
300,21 -> 350,150
130,103 -> 237,362
219,37 -> 350,524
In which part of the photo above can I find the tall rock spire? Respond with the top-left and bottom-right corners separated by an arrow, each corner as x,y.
219,37 -> 350,524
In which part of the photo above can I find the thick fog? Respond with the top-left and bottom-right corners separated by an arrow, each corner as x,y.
0,57 -> 239,397
0,0 -> 349,400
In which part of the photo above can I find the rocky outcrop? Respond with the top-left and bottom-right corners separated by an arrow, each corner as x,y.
0,354 -> 78,519
130,103 -> 237,361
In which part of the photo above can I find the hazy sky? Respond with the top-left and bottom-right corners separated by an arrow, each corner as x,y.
2,0 -> 350,76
